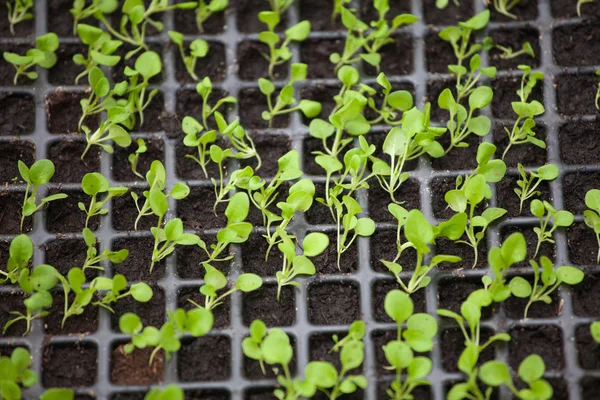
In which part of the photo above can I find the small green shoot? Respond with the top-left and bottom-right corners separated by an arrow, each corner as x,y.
124,51 -> 163,127
168,31 -> 208,81
91,274 -> 153,313
3,32 -> 59,85
81,105 -> 133,159
331,0 -> 351,23
488,38 -> 535,60
335,196 -> 375,269
73,23 -> 122,84
6,0 -> 33,35
81,228 -> 128,273
514,163 -> 559,214
0,234 -> 32,285
190,265 -> 262,310
78,66 -> 129,131
492,0 -> 522,20
145,385 -> 184,400
79,172 -> 128,228
363,72 -> 414,125
530,200 -> 574,258
70,0 -> 118,35
0,347 -> 37,399
149,216 -> 202,273
577,0 -> 596,16
128,138 -> 147,179
584,189 -> 600,263
481,232 -> 527,303
195,0 -> 228,32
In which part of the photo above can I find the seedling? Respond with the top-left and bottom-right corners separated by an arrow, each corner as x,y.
487,37 -> 535,60
509,256 -> 584,318
120,307 -> 213,364
438,85 -> 494,156
334,196 -> 375,269
78,66 -> 129,131
383,290 -> 437,399
501,65 -> 546,160
591,321 -> 600,343
258,10 -> 311,79
530,200 -> 574,257
259,63 -> 322,126
364,73 -> 414,125
195,0 -> 228,32
128,138 -> 147,179
0,234 -> 32,285
52,267 -> 95,328
435,0 -> 459,8
131,160 -> 190,230
481,232 -> 527,303
124,51 -> 163,127
492,0 -> 522,19
3,32 -> 58,85
17,159 -> 67,232
145,385 -> 184,400
444,143 -> 507,268
584,189 -> 600,263
331,0 -> 351,22
514,163 -> 559,214
70,0 -> 118,35
79,172 -> 128,228
81,105 -> 133,159
6,0 -> 33,34
0,347 -> 37,400
330,7 -> 368,71
577,0 -> 596,16
81,228 -> 128,273
149,216 -> 202,273
331,320 -> 366,352
73,23 -> 122,84
190,265 -> 262,310
168,31 -> 208,81
91,274 -> 153,313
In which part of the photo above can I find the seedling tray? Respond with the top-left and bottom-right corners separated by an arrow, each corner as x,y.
1,0 -> 600,399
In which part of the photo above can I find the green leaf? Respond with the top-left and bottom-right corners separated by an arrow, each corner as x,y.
384,290 -> 413,324
586,189 -> 600,211
464,174 -> 486,205
235,274 -> 263,292
537,164 -> 559,180
388,90 -> 413,111
119,312 -> 142,334
298,100 -> 322,118
460,10 -> 490,30
187,307 -> 214,336
591,322 -> 600,343
338,66 -> 359,86
383,340 -> 413,369
40,389 -> 74,400
82,172 -> 108,195
519,354 -> 545,384
509,276 -> 532,298
556,266 -> 584,285
286,20 -> 311,41
225,192 -> 250,223
467,115 -> 491,136
134,51 -> 162,80
468,86 -> 493,109
29,159 -> 55,185
408,356 -> 433,379
340,340 -> 364,370
501,232 -> 527,265
383,127 -> 409,156
479,361 -> 511,386
262,329 -> 293,366
355,218 -> 376,236
130,283 -> 153,302
303,232 -> 329,257
305,361 -> 338,388
404,210 -> 433,253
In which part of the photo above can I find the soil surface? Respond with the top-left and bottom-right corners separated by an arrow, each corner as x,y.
0,93 -> 35,136
111,345 -> 164,385
178,336 -> 231,382
42,342 -> 98,387
308,281 -> 361,325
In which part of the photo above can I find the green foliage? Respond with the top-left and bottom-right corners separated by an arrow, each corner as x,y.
492,0 -> 522,19
17,159 -> 67,232
510,256 -> 584,318
2,32 -> 58,85
120,307 -> 214,365
195,0 -> 228,32
190,265 -> 262,310
482,232 -> 528,303
444,143 -> 507,268
168,31 -> 208,80
145,385 -> 184,400
259,63 -> 321,126
79,172 -> 128,228
501,65 -> 546,160
150,217 -> 202,273
0,347 -> 37,400
6,0 -> 33,35
128,138 -> 147,179
70,0 -> 118,35
73,23 -> 122,84
529,199 -> 574,258
334,196 -> 375,270
383,290 -> 436,399
584,189 -> 600,263
81,103 -> 133,159
91,273 -> 153,312
363,73 -> 414,125
0,235 -> 32,285
591,321 -> 600,344
514,163 -> 558,214
331,0 -> 351,22
124,51 -> 163,126
487,37 -> 535,60
40,389 -> 75,400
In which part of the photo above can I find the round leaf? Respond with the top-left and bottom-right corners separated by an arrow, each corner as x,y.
303,232 -> 329,257
384,290 -> 414,324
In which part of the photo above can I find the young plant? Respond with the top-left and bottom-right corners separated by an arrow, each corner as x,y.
79,172 -> 128,228
259,63 -> 322,127
492,0 -> 522,20
363,72 -> 414,125
128,138 -> 147,179
501,65 -> 546,160
444,143 -> 507,268
6,0 -> 33,34
78,66 -> 129,131
584,189 -> 600,263
18,159 -> 67,232
190,265 -> 262,310
81,228 -> 128,273
334,196 -> 375,269
70,0 -> 118,34
120,307 -> 213,364
0,234 -> 32,285
3,32 -> 58,85
124,51 -> 163,126
145,385 -> 184,400
514,163 -> 559,214
488,38 -> 535,60
0,347 -> 37,400
91,274 -> 153,312
509,256 -> 584,318
331,0 -> 351,22
81,105 -> 133,159
168,31 -> 208,81
530,200 -> 574,257
73,23 -> 122,84
149,216 -> 202,273
195,0 -> 228,32
383,290 -> 437,399
330,7 -> 368,71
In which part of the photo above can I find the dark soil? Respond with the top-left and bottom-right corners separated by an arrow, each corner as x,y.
239,133 -> 292,178
175,141 -> 223,180
176,236 -> 230,279
46,189 -> 99,233
239,87 -> 290,129
299,0 -> 343,31
572,272 -> 600,317
174,41 -> 227,84
490,0 -> 538,21
42,342 -> 98,387
43,238 -> 98,279
112,42 -> 165,84
438,278 -> 495,320
244,388 -> 278,400
300,38 -> 345,79
241,232 -> 284,277
425,31 -> 460,74
370,228 -> 417,272
0,43 -> 32,86
0,4 -> 34,37
372,280 -> 426,322
48,43 -> 86,85
377,381 -> 431,400
111,188 -> 159,231
111,237 -> 164,283
563,171 -> 600,214
110,287 -> 165,331
422,0 -> 474,25
508,325 -> 564,371
500,224 -> 556,269
310,230 -> 359,274
303,182 -> 332,225
178,336 -> 231,381
436,235 -> 489,270
300,84 -> 340,125
559,120 -> 600,165
576,324 -> 600,370
48,139 -> 100,183
111,345 -> 163,385
0,140 -> 35,184
177,185 -> 227,230
242,284 -> 296,326
431,133 -> 480,171
235,0 -> 288,33
45,292 -> 99,335
0,93 -> 35,136
368,179 -> 421,223
0,292 -> 27,336
302,138 -> 335,176
502,275 -> 561,319
492,75 -> 544,119
553,22 -> 600,67
363,33 -> 414,77
177,286 -> 231,329
493,122 -> 547,168
495,174 -> 552,218
132,92 -> 165,133
237,41 -> 288,82
243,335 -> 296,380
112,136 -> 164,182
581,377 -> 600,399
47,0 -> 95,37
308,281 -> 361,325
174,0 -> 225,34
0,190 -> 31,233
488,27 -> 541,70
551,0 -> 600,18
555,73 -> 599,116
46,90 -> 100,134
441,328 -> 495,372
567,222 -> 599,266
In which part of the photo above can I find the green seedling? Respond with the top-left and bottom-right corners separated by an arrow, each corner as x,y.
591,321 -> 600,343
509,256 -> 584,318
502,65 -> 546,160
149,216 -> 202,273
168,31 -> 208,81
383,290 -> 437,399
334,196 -> 375,270
530,200 -> 574,257
444,143 -> 507,268
514,163 -> 559,214
268,0 -> 294,13
91,274 -> 153,313
439,11 -> 495,102
195,0 -> 228,32
4,264 -> 59,336
124,51 -> 163,127
258,10 -> 310,79
0,235 -> 32,285
70,0 -> 118,35
331,320 -> 366,353
81,105 -> 133,159
6,0 -> 33,34
78,66 -> 129,131
330,7 -> 368,71
435,0 -> 459,9
145,385 -> 184,400
79,172 -> 128,228
131,160 -> 190,230
190,265 -> 262,310
259,63 -> 321,126
577,0 -> 596,16
81,228 -> 128,273
73,23 -> 122,84
363,73 -> 414,125
492,0 -> 522,19
120,307 -> 213,365
128,138 -> 147,179
381,208 -> 463,294
438,85 -> 494,156
40,389 -> 74,400
3,32 -> 58,85
487,38 -> 535,60
584,189 -> 600,263
212,98 -> 260,166
17,159 -> 67,232
0,347 -> 37,400
331,0 -> 351,22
